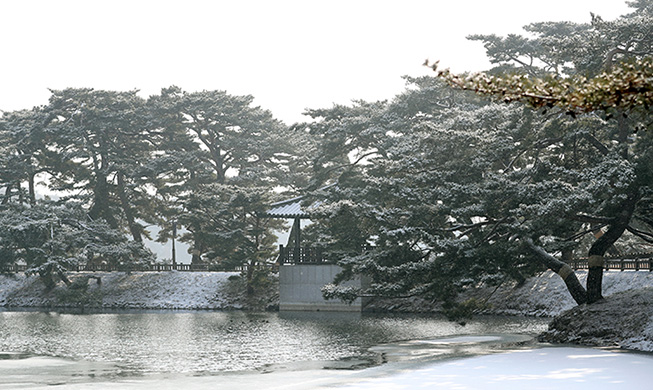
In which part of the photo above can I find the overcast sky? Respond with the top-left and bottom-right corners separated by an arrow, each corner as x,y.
1,0 -> 632,124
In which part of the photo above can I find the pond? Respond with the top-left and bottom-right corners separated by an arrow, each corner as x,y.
0,309 -> 549,388
5,309 -> 650,389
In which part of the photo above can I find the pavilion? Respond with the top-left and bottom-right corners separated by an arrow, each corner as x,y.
263,195 -> 367,311
264,195 -> 324,264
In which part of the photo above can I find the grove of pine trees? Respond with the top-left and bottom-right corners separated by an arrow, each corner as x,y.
0,87 -> 310,290
1,0 -> 651,311
308,0 -> 653,308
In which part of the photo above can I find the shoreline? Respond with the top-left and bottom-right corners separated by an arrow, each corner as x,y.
3,269 -> 651,313
0,271 -> 272,311
2,270 -> 653,352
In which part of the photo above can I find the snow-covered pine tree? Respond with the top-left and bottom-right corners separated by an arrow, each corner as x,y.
309,1 -> 653,311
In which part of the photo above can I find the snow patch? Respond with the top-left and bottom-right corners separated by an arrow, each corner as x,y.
338,347 -> 653,390
475,270 -> 653,317
539,287 -> 653,352
419,335 -> 502,344
0,271 -> 251,310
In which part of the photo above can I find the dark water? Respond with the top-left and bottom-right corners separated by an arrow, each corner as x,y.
0,309 -> 548,376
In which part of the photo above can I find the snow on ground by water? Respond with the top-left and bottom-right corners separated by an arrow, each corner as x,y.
366,270 -> 653,318
540,287 -> 653,352
0,271 -> 243,310
476,270 -> 653,317
336,347 -> 653,390
5,346 -> 653,390
1,269 -> 652,314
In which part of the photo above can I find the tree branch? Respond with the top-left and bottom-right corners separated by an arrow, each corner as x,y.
582,133 -> 610,155
626,226 -> 653,244
316,150 -> 381,178
569,213 -> 612,224
565,223 -> 609,241
442,220 -> 493,233
475,217 -> 511,248
522,238 -> 587,305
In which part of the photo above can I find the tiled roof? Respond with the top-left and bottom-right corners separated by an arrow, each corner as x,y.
264,196 -> 313,218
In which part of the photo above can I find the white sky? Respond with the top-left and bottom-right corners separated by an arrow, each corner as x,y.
0,0 -> 632,124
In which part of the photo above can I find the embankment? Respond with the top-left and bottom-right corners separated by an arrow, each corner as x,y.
0,271 -> 278,311
2,269 -> 653,351
365,270 -> 653,317
364,270 -> 653,352
2,270 -> 652,315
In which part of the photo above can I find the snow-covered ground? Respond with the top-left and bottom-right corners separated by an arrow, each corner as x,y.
540,287 -> 653,352
365,270 -> 653,318
0,271 -> 245,310
4,344 -> 653,389
475,270 -> 653,317
1,269 -> 652,314
336,346 -> 653,390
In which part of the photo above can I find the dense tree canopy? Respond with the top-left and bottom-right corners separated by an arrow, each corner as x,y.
1,0 -> 651,308
0,200 -> 153,288
307,0 -> 653,309
0,86 -> 310,291
429,1 -> 653,304
43,88 -> 155,242
146,87 -> 314,280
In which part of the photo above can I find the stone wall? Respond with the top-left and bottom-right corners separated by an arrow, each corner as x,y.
279,264 -> 366,311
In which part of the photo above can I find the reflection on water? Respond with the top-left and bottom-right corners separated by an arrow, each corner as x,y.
369,333 -> 537,365
0,310 -> 549,377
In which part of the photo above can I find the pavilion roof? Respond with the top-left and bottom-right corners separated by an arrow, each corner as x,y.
263,196 -> 313,219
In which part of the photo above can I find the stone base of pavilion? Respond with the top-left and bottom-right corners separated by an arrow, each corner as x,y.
279,263 -> 368,312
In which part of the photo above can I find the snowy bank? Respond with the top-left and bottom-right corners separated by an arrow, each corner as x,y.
3,270 -> 653,353
336,346 -> 653,390
0,271 -> 278,311
472,270 -> 653,317
2,270 -> 652,315
366,270 -> 653,317
539,287 -> 653,352
5,344 -> 653,389
362,270 -> 653,352
479,271 -> 653,352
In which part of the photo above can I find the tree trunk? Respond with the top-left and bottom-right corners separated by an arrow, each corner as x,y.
246,217 -> 262,296
89,171 -> 119,229
524,239 -> 587,305
2,183 -> 12,204
210,146 -> 226,184
18,184 -> 24,204
191,247 -> 202,264
58,270 -> 72,287
191,227 -> 204,265
246,258 -> 256,296
28,172 -> 36,205
586,194 -> 637,303
117,171 -> 142,242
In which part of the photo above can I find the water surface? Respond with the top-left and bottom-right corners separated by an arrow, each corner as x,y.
0,310 -> 549,387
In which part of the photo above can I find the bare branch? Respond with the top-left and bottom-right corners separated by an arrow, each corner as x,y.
442,220 -> 492,233
317,150 -> 381,178
565,224 -> 609,241
582,133 -> 610,155
475,217 -> 511,248
569,213 -> 612,224
626,226 -> 653,244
